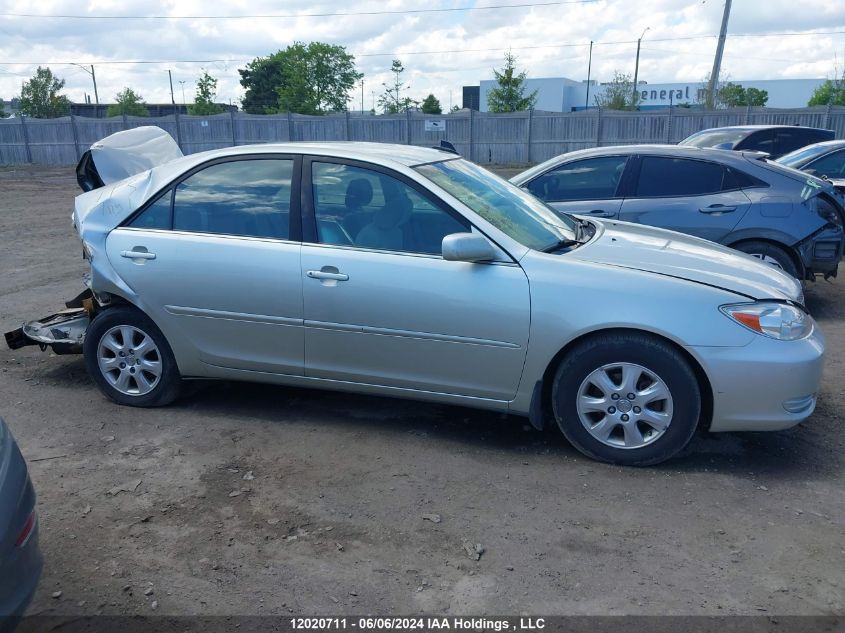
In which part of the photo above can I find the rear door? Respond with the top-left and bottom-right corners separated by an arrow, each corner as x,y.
523,155 -> 629,219
618,155 -> 752,242
106,155 -> 305,375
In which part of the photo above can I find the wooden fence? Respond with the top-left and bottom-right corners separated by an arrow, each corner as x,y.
2,106 -> 844,167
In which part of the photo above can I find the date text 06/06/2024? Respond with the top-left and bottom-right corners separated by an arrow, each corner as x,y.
289,617 -> 546,631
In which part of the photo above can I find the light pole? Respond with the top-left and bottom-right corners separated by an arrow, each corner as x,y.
70,63 -> 99,116
632,27 -> 649,109
178,80 -> 187,105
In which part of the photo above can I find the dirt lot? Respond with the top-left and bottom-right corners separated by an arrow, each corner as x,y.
1,165 -> 844,617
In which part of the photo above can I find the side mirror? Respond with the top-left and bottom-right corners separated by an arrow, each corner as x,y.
442,232 -> 496,262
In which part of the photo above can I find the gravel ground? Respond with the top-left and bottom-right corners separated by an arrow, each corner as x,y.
1,165 -> 843,617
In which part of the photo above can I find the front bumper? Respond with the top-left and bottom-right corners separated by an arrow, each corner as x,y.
690,325 -> 825,432
797,224 -> 843,278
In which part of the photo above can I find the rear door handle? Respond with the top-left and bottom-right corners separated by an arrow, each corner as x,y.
699,204 -> 737,214
306,270 -> 349,281
587,209 -> 615,218
120,249 -> 156,260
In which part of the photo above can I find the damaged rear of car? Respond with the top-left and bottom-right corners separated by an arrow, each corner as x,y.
5,126 -> 185,357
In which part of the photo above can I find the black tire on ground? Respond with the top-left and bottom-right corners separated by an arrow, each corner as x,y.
83,306 -> 181,407
551,332 -> 701,467
733,240 -> 800,279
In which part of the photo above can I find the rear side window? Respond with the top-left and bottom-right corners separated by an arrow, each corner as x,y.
129,191 -> 171,229
635,157 -> 726,197
173,159 -> 294,239
775,129 -> 816,156
527,156 -> 628,201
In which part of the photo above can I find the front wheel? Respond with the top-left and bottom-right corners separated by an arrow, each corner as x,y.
83,306 -> 181,407
552,333 -> 701,466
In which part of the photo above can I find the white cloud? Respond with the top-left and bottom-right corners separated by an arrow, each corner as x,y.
1,0 -> 844,109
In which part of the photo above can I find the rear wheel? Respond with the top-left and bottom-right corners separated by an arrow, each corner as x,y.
552,332 -> 701,466
733,240 -> 800,278
83,306 -> 181,407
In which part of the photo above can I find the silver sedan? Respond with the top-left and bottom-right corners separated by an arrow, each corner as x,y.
5,127 -> 825,466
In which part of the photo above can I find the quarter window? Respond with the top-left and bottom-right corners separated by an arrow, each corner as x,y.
311,162 -> 467,255
636,157 -> 726,197
171,159 -> 294,239
527,156 -> 627,201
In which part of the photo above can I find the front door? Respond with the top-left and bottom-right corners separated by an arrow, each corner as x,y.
300,159 -> 531,401
106,156 -> 304,375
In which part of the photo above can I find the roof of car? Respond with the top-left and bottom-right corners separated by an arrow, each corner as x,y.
176,141 -> 456,168
687,125 -> 833,134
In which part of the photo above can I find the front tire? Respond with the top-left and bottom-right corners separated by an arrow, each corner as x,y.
83,306 -> 181,407
552,332 -> 701,466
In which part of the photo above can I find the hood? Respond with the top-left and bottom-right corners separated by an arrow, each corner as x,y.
76,126 -> 182,192
573,220 -> 803,302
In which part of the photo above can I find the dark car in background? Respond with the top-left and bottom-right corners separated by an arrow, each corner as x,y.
0,418 -> 42,631
679,125 -> 835,159
777,140 -> 845,199
511,145 -> 844,280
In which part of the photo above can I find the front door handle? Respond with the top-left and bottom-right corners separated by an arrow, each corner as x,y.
120,249 -> 156,260
306,269 -> 349,281
699,204 -> 737,214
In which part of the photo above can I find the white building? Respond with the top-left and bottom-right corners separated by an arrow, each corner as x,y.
478,77 -> 827,112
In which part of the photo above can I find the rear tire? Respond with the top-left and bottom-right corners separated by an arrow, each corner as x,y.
83,306 -> 181,407
551,332 -> 701,466
733,240 -> 800,279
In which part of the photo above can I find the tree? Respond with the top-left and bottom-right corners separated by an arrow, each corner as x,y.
0,100 -> 6,118
19,66 -> 70,118
717,82 -> 769,107
106,88 -> 149,117
487,52 -> 537,113
188,71 -> 226,116
239,42 -> 361,114
808,70 -> 845,106
420,94 -> 442,114
594,71 -> 637,110
378,60 -> 417,114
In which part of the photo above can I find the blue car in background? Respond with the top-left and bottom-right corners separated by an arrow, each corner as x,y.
0,418 -> 42,631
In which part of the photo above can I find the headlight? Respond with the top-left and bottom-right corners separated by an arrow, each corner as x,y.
720,302 -> 812,340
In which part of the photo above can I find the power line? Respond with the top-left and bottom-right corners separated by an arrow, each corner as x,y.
0,1 -> 599,20
2,30 -> 844,68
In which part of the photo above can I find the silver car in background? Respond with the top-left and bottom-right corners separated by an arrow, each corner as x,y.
5,127 -> 825,466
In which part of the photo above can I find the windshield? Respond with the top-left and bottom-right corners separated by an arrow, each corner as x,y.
680,130 -> 748,149
777,144 -> 832,168
414,159 -> 577,251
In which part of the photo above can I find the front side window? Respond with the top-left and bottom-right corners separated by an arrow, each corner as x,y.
171,159 -> 293,239
527,156 -> 627,201
738,130 -> 775,154
415,158 -> 576,250
636,157 -> 726,197
129,191 -> 172,229
311,162 -> 467,255
805,150 -> 845,179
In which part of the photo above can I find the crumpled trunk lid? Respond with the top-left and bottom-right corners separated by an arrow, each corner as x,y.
75,126 -> 182,192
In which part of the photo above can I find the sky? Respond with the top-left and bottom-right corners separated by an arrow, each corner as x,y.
2,0 -> 845,111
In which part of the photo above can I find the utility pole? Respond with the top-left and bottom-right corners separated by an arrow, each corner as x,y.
360,79 -> 364,113
706,0 -> 733,110
90,64 -> 99,108
632,27 -> 649,109
585,40 -> 593,110
168,69 -> 176,105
